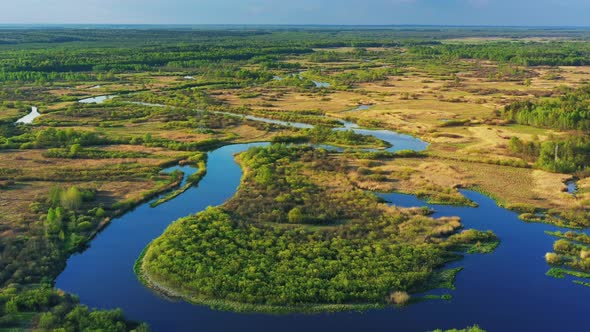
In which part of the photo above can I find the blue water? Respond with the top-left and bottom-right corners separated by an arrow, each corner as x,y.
78,95 -> 424,152
58,98 -> 587,331
375,191 -> 589,331
55,140 -> 590,331
566,180 -> 578,196
336,120 -> 429,152
79,95 -> 116,104
313,81 -> 331,88
223,112 -> 314,129
349,105 -> 371,111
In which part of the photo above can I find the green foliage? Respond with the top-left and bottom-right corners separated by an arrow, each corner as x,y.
45,207 -> 63,236
546,267 -> 590,279
412,41 -> 590,66
140,146 -> 498,311
329,67 -> 399,85
60,187 -> 83,211
44,147 -> 151,159
424,268 -> 464,290
95,207 -> 106,218
507,136 -> 539,162
504,135 -> 590,173
308,126 -> 389,148
150,161 -> 207,208
4,298 -> 17,315
432,325 -> 486,332
129,89 -> 220,109
573,280 -> 590,287
287,207 -> 304,223
309,51 -> 344,63
142,207 -> 446,307
227,144 -> 377,225
546,231 -> 590,245
535,137 -> 590,173
0,286 -> 143,331
503,85 -> 590,131
445,230 -> 499,254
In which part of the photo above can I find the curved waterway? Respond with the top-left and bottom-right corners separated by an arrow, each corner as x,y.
79,95 -> 116,104
57,95 -> 590,331
77,94 -> 428,152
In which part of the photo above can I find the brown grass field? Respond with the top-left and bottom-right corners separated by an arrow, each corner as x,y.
1,49 -> 588,236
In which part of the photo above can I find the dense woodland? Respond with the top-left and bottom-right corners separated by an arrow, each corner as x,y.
141,145 -> 498,310
503,85 -> 590,131
503,85 -> 590,174
0,285 -> 147,331
411,42 -> 590,66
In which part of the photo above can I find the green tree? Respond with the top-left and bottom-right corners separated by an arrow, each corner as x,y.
38,312 -> 56,329
69,143 -> 82,157
288,207 -> 304,223
45,207 -> 61,235
47,186 -> 63,207
95,207 -> 105,218
254,165 -> 274,186
5,298 -> 18,314
60,186 -> 83,210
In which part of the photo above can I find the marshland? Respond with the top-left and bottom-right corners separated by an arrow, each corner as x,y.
0,27 -> 588,331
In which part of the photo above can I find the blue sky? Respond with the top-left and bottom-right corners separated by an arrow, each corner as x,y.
1,0 -> 589,26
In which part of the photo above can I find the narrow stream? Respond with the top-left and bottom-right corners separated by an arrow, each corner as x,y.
77,94 -> 427,151
79,95 -> 116,104
349,105 -> 371,112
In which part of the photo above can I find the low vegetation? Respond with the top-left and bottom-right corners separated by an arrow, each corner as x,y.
545,231 -> 590,289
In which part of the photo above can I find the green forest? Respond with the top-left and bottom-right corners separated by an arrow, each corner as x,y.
140,145 -> 498,311
502,85 -> 590,131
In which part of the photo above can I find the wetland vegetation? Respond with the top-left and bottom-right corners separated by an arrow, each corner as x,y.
0,26 -> 588,331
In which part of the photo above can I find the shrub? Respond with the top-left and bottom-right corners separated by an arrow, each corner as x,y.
287,207 -> 304,224
545,252 -> 561,265
77,221 -> 93,232
60,187 -> 83,210
554,239 -> 574,253
4,298 -> 18,314
38,312 -> 57,329
95,207 -> 105,218
389,291 -> 410,305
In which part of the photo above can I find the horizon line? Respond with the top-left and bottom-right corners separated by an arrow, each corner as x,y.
1,23 -> 590,29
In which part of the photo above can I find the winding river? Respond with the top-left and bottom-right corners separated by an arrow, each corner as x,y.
55,96 -> 590,331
